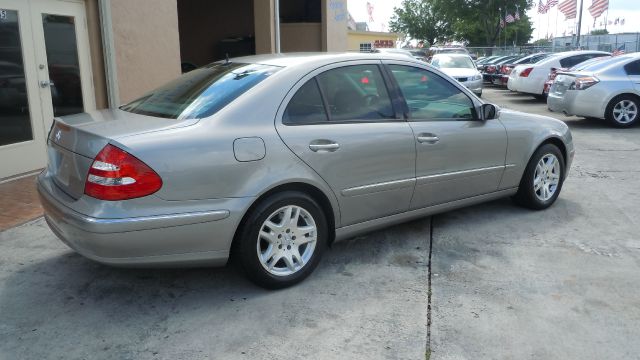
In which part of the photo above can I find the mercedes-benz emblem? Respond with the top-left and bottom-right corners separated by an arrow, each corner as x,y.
55,130 -> 61,142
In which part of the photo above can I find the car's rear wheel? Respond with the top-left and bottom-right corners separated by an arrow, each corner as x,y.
606,95 -> 639,128
513,144 -> 565,210
533,94 -> 546,101
236,191 -> 327,289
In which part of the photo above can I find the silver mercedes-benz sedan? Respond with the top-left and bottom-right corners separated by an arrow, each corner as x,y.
38,53 -> 574,288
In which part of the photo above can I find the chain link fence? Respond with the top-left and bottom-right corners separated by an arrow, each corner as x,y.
466,32 -> 640,58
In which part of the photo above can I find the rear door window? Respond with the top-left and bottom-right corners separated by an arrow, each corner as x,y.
315,65 -> 395,121
283,79 -> 328,125
625,60 -> 640,75
120,63 -> 280,120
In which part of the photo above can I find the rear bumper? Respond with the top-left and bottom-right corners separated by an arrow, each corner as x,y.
507,76 -> 543,95
37,173 -> 251,267
547,90 -> 605,119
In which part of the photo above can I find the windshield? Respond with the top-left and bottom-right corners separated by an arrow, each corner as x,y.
120,63 -> 281,120
432,56 -> 475,69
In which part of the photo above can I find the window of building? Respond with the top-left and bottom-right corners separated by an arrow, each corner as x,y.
389,65 -> 475,121
359,43 -> 372,53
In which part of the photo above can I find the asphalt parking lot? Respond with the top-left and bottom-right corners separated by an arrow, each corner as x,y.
1,86 -> 639,360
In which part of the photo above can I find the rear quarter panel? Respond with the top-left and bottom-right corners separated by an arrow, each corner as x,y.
112,66 -> 342,226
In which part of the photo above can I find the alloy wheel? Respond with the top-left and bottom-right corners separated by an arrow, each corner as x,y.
256,205 -> 317,276
612,100 -> 638,124
533,154 -> 561,202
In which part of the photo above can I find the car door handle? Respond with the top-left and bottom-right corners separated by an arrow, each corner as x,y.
417,134 -> 439,144
309,141 -> 340,152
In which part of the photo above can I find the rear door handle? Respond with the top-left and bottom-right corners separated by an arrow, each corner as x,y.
417,134 -> 439,144
309,141 -> 340,152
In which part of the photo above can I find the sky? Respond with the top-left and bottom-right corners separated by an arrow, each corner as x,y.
347,0 -> 640,42
528,0 -> 640,40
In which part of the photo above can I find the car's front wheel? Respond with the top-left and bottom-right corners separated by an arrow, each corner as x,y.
236,191 -> 327,289
606,95 -> 639,128
514,144 -> 565,210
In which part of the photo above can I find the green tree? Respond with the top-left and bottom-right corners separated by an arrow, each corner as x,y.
591,29 -> 609,35
389,0 -> 453,46
431,0 -> 533,46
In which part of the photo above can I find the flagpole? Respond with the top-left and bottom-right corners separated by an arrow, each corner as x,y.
576,0 -> 584,48
555,5 -> 559,40
515,5 -> 519,48
505,6 -> 508,49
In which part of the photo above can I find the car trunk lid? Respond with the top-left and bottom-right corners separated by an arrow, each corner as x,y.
46,109 -> 198,199
551,71 -> 593,96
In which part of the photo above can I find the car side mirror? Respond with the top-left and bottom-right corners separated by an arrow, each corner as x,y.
480,103 -> 498,120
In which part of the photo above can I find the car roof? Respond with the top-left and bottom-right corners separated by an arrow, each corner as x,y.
431,53 -> 472,58
230,52 -> 419,68
549,50 -> 611,59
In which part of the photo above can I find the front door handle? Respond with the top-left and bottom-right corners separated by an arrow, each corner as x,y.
309,141 -> 340,152
417,134 -> 439,144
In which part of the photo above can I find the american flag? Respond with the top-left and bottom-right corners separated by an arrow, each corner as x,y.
613,43 -> 625,56
538,0 -> 548,14
505,13 -> 515,23
558,0 -> 577,20
547,0 -> 559,8
588,0 -> 608,19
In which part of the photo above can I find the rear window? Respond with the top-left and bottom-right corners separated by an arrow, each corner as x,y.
120,63 -> 280,119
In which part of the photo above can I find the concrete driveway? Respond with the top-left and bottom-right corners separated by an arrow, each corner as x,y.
0,217 -> 428,360
1,87 -> 639,359
430,88 -> 640,359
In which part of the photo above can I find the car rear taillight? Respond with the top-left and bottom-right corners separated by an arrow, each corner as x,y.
84,144 -> 162,201
487,65 -> 496,73
570,76 -> 600,90
519,67 -> 533,77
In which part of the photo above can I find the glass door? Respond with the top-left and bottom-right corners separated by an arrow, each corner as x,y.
0,0 -> 46,179
0,0 -> 94,180
31,0 -> 95,132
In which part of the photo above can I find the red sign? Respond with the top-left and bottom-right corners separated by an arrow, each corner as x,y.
374,40 -> 394,48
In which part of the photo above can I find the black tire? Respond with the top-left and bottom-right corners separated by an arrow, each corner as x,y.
513,144 -> 565,210
235,191 -> 327,289
533,94 -> 547,101
605,94 -> 639,128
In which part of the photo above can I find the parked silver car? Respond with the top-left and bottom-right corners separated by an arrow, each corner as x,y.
430,53 -> 483,96
38,53 -> 574,288
548,53 -> 640,127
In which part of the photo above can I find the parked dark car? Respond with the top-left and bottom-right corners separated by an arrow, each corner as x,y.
493,53 -> 551,86
481,55 -> 520,82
